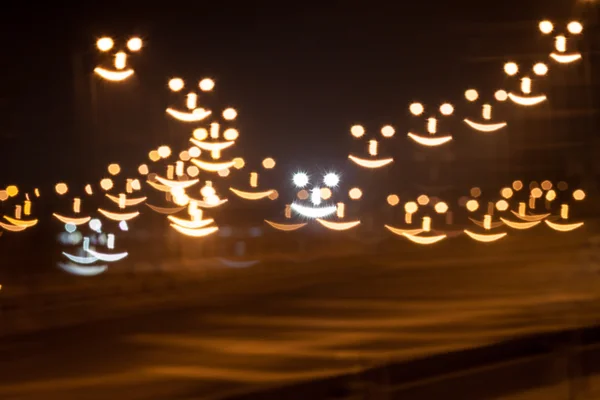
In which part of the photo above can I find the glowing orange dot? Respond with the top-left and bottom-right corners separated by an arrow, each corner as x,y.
223,128 -> 239,141
573,189 -> 586,201
434,202 -> 449,214
501,187 -> 513,199
158,146 -> 171,158
138,164 -> 149,175
387,194 -> 399,206
218,168 -> 230,177
466,200 -> 479,212
222,108 -> 237,120
107,163 -> 121,176
55,183 -> 68,195
199,78 -> 215,91
268,190 -> 279,200
405,202 -> 418,214
297,190 -> 309,200
148,151 -> 160,162
262,158 -> 276,169
417,195 -> 430,206
0,190 -> 8,201
470,187 -> 481,198
100,178 -> 114,191
179,151 -> 190,161
193,128 -> 208,141
531,188 -> 543,198
350,125 -> 365,138
541,180 -> 552,190
6,186 -> 18,197
496,200 -> 509,211
320,188 -> 332,200
186,166 -> 200,177
513,180 -> 523,191
233,158 -> 245,169
348,188 -> 362,200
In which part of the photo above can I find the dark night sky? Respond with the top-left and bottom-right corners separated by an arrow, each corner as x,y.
0,1 -> 598,194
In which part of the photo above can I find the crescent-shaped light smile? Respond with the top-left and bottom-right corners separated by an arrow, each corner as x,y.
508,93 -> 547,106
94,67 -> 134,81
57,262 -> 108,276
166,108 -> 212,122
85,249 -> 129,262
229,187 -> 274,200
550,53 -> 582,64
264,220 -> 307,231
290,203 -> 337,219
463,119 -> 507,133
407,133 -> 452,147
348,155 -> 393,168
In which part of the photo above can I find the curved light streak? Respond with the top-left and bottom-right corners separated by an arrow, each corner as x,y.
53,214 -> 91,225
402,233 -> 446,245
464,230 -> 507,242
316,219 -> 360,231
384,225 -> 424,236
62,252 -> 99,265
499,218 -> 541,230
291,203 -> 337,219
86,249 -> 128,262
229,187 -> 274,200
217,258 -> 260,268
190,138 -> 235,153
407,133 -> 452,147
347,155 -> 393,169
508,93 -> 546,106
550,53 -> 581,64
94,67 -> 134,81
166,108 -> 211,122
511,210 -> 550,222
170,224 -> 219,237
168,216 -> 214,229
57,262 -> 108,276
146,180 -> 171,192
264,220 -> 307,231
190,158 -> 236,172
0,222 -> 27,232
105,194 -> 147,206
468,217 -> 504,229
145,203 -> 186,214
187,197 -> 228,208
154,176 -> 199,189
3,216 -> 38,228
98,209 -> 140,222
544,220 -> 584,232
463,119 -> 507,133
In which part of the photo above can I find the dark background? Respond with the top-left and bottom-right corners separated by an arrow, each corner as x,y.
0,0 -> 598,196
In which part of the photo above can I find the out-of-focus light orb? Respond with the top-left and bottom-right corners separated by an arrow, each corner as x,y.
496,200 -> 509,211
417,195 -> 430,206
179,150 -> 190,161
233,157 -> 245,169
546,190 -> 556,201
158,146 -> 171,159
495,90 -> 508,102
222,108 -> 237,120
85,184 -> 93,195
119,220 -> 129,231
409,103 -> 424,116
131,179 -> 141,191
262,158 -> 276,169
573,189 -> 586,201
168,78 -> 184,92
513,180 -> 524,191
223,128 -> 239,141
189,147 -> 201,158
200,184 -> 216,198
539,20 -> 554,34
541,180 -> 552,190
186,166 -> 200,177
466,199 -> 479,212
323,173 -> 339,187
149,150 -> 160,162
89,218 -> 102,232
349,187 -> 362,200
504,62 -> 519,76
96,37 -> 113,51
0,190 -> 8,201
55,183 -> 68,195
138,164 -> 149,175
193,128 -> 208,141
533,63 -> 548,76
470,187 -> 482,198
100,178 -> 114,191
350,125 -> 365,138
297,189 -> 309,200
558,181 -> 568,191
531,188 -> 543,198
268,190 -> 279,200
435,202 -> 449,214
6,185 -> 18,197
293,172 -> 309,188
127,37 -> 142,51
568,21 -> 583,35
65,223 -> 77,233
440,103 -> 454,116
217,168 -> 230,177
320,187 -> 332,200
405,201 -> 418,214
381,125 -> 395,137
387,194 -> 399,206
465,89 -> 479,101
199,78 -> 215,91
173,194 -> 190,206
501,187 -> 513,199
108,163 -> 121,176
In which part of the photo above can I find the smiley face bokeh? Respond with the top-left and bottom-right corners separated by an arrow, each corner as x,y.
407,102 -> 454,147
463,89 -> 509,133
229,157 -> 278,201
94,36 -> 143,81
503,61 -> 549,106
348,125 -> 395,169
539,20 -> 583,64
166,77 -> 215,122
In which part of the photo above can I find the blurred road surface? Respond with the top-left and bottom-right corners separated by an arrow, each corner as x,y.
1,232 -> 600,399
